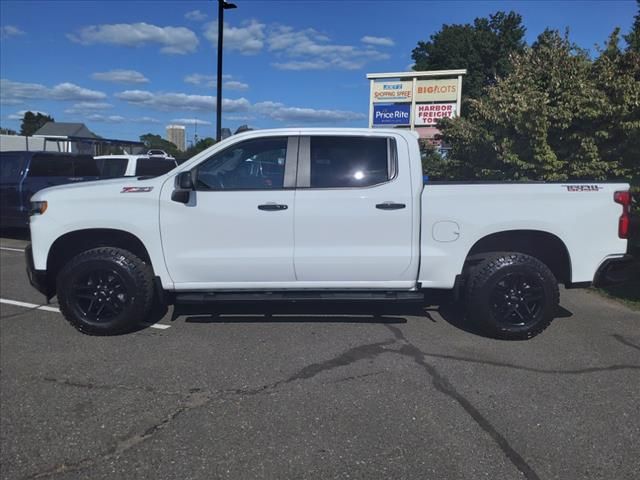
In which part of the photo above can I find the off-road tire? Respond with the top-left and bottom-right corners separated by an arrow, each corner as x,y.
57,247 -> 154,335
465,252 -> 559,340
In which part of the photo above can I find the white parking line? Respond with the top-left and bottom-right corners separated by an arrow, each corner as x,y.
0,298 -> 171,330
1,298 -> 60,312
0,247 -> 25,252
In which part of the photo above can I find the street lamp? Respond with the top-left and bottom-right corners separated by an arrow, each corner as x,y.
216,0 -> 237,142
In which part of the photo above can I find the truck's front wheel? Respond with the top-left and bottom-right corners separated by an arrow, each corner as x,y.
464,253 -> 559,340
57,247 -> 154,335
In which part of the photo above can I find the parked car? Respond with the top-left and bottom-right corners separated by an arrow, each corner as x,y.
26,128 -> 635,338
95,154 -> 178,178
147,149 -> 175,160
0,151 -> 100,228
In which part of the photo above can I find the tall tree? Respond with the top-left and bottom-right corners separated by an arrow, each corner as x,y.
432,29 -> 639,182
411,11 -> 526,101
20,111 -> 54,136
624,0 -> 640,52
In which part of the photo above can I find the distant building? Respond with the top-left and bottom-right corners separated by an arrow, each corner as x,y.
166,125 -> 186,151
220,128 -> 232,140
32,122 -> 99,154
21,122 -> 144,155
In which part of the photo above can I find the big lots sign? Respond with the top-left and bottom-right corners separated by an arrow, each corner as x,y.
414,103 -> 457,126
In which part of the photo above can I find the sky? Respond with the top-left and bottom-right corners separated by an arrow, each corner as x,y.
0,0 -> 636,145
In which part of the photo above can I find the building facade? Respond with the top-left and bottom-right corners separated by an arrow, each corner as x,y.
166,125 -> 186,152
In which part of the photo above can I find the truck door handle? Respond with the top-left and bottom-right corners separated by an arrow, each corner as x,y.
258,203 -> 288,211
376,202 -> 406,210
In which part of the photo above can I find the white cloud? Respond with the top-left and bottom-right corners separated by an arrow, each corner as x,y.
170,118 -> 213,126
0,79 -> 106,102
91,69 -> 149,84
185,10 -> 207,21
64,102 -> 113,115
0,98 -> 23,106
204,20 -> 265,55
7,109 -> 48,120
1,25 -> 25,38
267,25 -> 389,71
254,101 -> 366,123
68,22 -> 199,55
86,114 -> 126,123
224,80 -> 249,90
184,73 -> 217,88
132,116 -> 160,124
115,89 -> 250,113
226,114 -> 254,121
184,74 -> 247,90
361,35 -> 395,47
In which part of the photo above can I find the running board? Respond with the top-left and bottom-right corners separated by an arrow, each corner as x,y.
174,290 -> 424,304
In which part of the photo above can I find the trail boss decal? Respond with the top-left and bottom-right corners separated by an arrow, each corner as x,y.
121,186 -> 154,193
563,185 -> 603,192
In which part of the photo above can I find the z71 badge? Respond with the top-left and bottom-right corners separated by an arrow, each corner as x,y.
121,186 -> 154,193
563,185 -> 603,192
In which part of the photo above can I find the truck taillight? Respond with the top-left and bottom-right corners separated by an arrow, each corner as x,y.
614,191 -> 631,239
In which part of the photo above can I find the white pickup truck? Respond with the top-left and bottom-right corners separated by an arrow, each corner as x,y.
25,128 -> 634,339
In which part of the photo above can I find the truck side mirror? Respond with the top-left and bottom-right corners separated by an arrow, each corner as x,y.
172,171 -> 194,204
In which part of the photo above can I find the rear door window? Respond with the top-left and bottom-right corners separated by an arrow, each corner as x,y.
0,153 -> 24,182
96,158 -> 128,178
27,154 -> 99,177
135,158 -> 176,177
309,136 -> 392,188
72,156 -> 100,176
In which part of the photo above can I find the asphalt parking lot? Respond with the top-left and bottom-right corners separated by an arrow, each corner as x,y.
1,235 -> 639,480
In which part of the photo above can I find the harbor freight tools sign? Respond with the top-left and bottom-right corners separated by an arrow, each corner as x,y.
415,79 -> 458,102
373,104 -> 411,125
414,103 -> 457,126
372,81 -> 413,103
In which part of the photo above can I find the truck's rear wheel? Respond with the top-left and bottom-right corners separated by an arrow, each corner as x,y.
57,247 -> 154,335
464,252 -> 559,340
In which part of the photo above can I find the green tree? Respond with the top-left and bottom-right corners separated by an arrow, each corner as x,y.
139,133 -> 181,158
183,137 -> 216,160
411,11 -> 526,101
19,111 -> 54,136
431,29 -> 639,182
624,0 -> 640,52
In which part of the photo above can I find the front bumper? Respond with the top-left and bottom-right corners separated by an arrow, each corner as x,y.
25,244 -> 52,298
593,255 -> 637,287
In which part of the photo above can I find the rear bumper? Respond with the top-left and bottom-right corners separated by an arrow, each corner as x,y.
25,244 -> 51,298
593,255 -> 637,287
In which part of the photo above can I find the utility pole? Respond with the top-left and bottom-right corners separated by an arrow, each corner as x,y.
216,0 -> 237,142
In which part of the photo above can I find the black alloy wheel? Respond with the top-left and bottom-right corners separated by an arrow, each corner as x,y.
69,268 -> 131,322
57,247 -> 154,335
489,272 -> 545,328
464,252 -> 559,340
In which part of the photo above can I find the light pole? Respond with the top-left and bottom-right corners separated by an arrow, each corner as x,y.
216,0 -> 237,142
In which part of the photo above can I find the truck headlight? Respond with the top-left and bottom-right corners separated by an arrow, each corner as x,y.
30,201 -> 48,216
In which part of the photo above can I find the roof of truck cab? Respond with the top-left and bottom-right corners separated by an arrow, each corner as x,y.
227,128 -> 419,141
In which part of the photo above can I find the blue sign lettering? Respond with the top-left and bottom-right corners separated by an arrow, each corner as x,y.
373,104 -> 411,126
